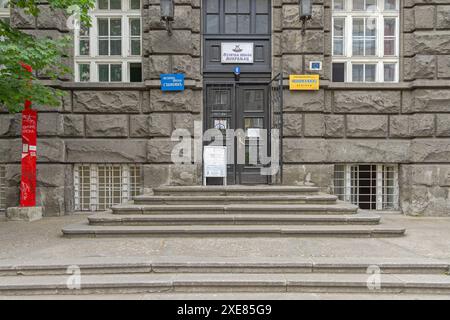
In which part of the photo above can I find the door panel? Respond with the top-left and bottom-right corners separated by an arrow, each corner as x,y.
236,85 -> 269,184
205,83 -> 269,185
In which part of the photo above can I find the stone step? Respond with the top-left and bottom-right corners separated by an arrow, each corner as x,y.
152,185 -> 321,196
1,257 -> 447,276
62,223 -> 405,238
133,194 -> 338,205
88,212 -> 380,226
111,203 -> 359,215
1,272 -> 450,295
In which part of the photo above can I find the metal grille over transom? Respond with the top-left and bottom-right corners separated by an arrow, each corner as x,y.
74,164 -> 142,211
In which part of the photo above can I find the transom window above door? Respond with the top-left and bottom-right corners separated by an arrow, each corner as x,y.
74,0 -> 142,82
204,0 -> 270,35
331,0 -> 399,83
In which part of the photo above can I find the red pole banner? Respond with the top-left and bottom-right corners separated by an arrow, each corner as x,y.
19,63 -> 37,207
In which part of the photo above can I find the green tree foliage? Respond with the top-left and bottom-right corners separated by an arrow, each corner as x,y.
0,0 -> 94,112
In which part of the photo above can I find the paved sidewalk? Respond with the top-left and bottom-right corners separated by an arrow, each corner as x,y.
1,213 -> 449,263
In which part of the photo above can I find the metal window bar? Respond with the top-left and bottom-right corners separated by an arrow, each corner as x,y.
74,164 -> 142,211
333,164 -> 399,210
0,166 -> 6,209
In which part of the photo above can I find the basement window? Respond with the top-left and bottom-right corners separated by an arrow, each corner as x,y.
74,164 -> 142,211
334,164 -> 399,210
0,166 -> 5,210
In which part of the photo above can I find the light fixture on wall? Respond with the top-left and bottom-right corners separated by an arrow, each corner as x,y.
160,0 -> 174,36
299,0 -> 312,34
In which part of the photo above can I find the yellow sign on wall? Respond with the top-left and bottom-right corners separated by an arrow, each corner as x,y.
289,74 -> 320,91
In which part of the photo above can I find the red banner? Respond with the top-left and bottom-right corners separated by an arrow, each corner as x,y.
20,105 -> 37,207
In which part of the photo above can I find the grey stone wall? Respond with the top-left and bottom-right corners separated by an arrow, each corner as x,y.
0,2 -> 203,216
280,0 -> 450,216
1,1 -> 450,216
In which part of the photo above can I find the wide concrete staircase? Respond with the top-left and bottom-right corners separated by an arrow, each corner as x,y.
0,257 -> 449,296
62,185 -> 406,238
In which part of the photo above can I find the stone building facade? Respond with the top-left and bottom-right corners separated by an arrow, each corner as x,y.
0,0 -> 450,216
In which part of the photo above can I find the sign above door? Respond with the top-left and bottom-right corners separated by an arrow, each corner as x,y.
221,43 -> 254,64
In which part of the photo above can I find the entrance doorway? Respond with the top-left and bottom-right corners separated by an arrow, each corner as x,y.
205,83 -> 270,185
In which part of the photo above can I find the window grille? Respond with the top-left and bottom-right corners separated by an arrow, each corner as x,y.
74,164 -> 142,211
334,164 -> 399,210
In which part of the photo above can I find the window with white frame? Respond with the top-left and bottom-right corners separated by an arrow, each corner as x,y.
0,166 -> 6,210
334,164 -> 399,210
74,0 -> 142,82
74,164 -> 142,211
0,0 -> 10,25
332,0 -> 399,82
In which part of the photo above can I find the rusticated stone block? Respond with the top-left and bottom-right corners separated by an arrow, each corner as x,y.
404,55 -> 436,80
73,91 -> 141,113
324,115 -> 344,137
334,91 -> 401,113
10,8 -> 35,29
305,55 -> 328,79
405,31 -> 450,55
273,8 -> 282,32
391,114 -> 435,137
282,54 -> 303,75
149,30 -> 192,54
36,187 -> 66,216
36,164 -> 71,188
66,140 -> 147,163
282,164 -> 334,193
281,30 -> 324,54
414,6 -> 435,29
0,114 -> 20,137
147,139 -> 180,163
282,5 -> 323,29
0,140 -> 11,163
436,114 -> 450,137
130,115 -> 149,137
173,113 -> 199,136
304,114 -> 325,137
37,139 -> 65,163
149,113 -> 172,136
283,90 -> 325,112
283,113 -> 302,137
437,6 -> 450,29
347,115 -> 387,138
172,55 -> 201,80
409,114 -> 435,137
403,8 -> 415,32
37,113 -> 63,136
406,89 -> 450,113
390,115 -> 410,138
36,5 -> 68,31
410,140 -> 450,162
328,140 -> 410,163
283,139 -> 327,163
148,89 -> 200,113
62,114 -> 84,137
437,55 -> 450,78
148,55 -> 170,78
169,164 -> 199,185
86,115 -> 128,137
143,164 -> 169,189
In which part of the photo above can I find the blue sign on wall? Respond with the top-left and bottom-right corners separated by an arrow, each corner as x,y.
160,74 -> 185,91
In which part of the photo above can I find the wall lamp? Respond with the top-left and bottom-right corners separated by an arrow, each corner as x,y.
160,0 -> 174,36
299,0 -> 313,34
